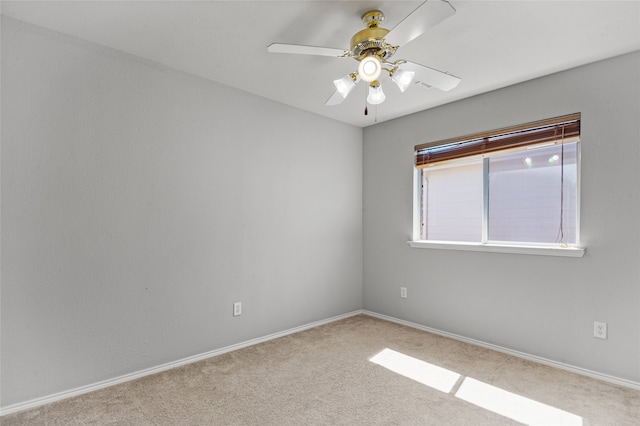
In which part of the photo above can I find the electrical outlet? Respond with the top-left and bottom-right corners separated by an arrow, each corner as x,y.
594,321 -> 607,339
400,287 -> 407,299
233,302 -> 242,317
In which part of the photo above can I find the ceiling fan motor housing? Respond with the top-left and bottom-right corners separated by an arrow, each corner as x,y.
350,10 -> 397,61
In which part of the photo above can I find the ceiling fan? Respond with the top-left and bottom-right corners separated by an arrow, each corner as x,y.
267,0 -> 461,110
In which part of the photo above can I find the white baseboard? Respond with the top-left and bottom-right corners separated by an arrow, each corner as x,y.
363,310 -> 640,391
4,309 -> 639,416
0,310 -> 363,416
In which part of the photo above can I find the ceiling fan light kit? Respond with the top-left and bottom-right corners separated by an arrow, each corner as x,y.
358,55 -> 383,82
267,0 -> 461,113
391,67 -> 416,93
334,73 -> 358,98
367,81 -> 386,105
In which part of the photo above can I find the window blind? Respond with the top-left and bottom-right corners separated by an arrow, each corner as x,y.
415,113 -> 580,169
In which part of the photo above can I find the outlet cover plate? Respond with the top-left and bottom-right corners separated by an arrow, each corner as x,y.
233,302 -> 242,317
594,321 -> 607,339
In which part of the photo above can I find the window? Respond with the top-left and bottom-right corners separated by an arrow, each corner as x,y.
411,114 -> 583,257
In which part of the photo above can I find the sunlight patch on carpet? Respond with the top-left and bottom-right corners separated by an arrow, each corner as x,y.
369,348 -> 584,425
455,377 -> 583,425
369,348 -> 461,393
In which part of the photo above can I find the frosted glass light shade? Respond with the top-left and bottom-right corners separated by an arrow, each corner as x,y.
333,74 -> 357,98
391,68 -> 416,92
367,83 -> 386,105
358,56 -> 382,82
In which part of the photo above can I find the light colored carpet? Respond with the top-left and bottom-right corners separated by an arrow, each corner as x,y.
4,314 -> 640,425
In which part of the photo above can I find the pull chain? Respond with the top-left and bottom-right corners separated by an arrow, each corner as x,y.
364,85 -> 368,115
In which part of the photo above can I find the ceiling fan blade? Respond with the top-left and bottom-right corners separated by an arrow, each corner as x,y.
385,0 -> 456,48
267,43 -> 349,58
325,90 -> 346,106
402,61 -> 461,91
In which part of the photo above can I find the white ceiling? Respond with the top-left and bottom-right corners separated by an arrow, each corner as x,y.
2,1 -> 639,127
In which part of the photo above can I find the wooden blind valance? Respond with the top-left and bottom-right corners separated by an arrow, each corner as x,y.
415,113 -> 581,169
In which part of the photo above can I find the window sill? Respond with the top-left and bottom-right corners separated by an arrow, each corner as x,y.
407,241 -> 585,257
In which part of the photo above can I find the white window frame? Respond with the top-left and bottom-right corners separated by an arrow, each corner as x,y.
409,119 -> 585,258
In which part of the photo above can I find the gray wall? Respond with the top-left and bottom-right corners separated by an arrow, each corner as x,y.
363,51 -> 640,383
1,18 -> 363,407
